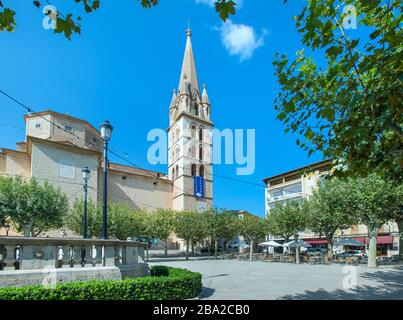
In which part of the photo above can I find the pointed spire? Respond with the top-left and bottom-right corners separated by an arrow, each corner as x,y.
178,23 -> 200,95
202,84 -> 210,105
170,88 -> 177,109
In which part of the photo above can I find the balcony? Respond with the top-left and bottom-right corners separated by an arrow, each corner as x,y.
268,192 -> 302,202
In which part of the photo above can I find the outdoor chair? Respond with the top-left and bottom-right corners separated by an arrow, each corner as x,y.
346,257 -> 359,266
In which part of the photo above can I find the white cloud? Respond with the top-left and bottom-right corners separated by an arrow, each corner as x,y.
217,20 -> 267,62
195,0 -> 244,9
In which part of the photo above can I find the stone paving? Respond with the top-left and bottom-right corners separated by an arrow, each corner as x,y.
148,258 -> 403,300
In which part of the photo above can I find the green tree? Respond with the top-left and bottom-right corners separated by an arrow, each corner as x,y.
66,199 -> 101,238
108,202 -> 145,240
268,201 -> 308,264
0,0 -> 238,39
204,209 -> 240,258
173,211 -> 207,261
150,209 -> 175,257
0,176 -> 68,237
306,177 -> 360,259
239,215 -> 268,262
67,200 -> 145,240
351,174 -> 402,267
273,0 -> 402,181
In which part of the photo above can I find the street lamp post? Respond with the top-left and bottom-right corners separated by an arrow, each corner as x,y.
82,166 -> 91,239
100,120 -> 113,240
4,224 -> 10,237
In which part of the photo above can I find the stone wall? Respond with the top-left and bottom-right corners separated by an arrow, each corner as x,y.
30,140 -> 99,204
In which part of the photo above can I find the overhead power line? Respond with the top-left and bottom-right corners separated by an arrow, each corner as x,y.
0,88 -> 82,141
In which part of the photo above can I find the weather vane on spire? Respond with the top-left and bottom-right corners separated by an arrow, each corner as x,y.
186,17 -> 192,37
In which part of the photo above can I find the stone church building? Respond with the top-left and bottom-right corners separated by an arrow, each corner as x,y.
0,28 -> 213,242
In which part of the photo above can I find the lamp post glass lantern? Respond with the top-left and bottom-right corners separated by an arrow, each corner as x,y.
100,120 -> 113,239
82,166 -> 91,239
100,120 -> 113,141
4,224 -> 10,237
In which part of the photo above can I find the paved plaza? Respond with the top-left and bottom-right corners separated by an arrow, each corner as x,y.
149,258 -> 403,300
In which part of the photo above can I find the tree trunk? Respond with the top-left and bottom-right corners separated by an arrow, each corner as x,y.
164,238 -> 168,257
214,239 -> 218,259
186,240 -> 190,261
326,235 -> 333,260
397,220 -> 403,258
249,239 -> 254,262
294,234 -> 300,264
368,228 -> 378,268
283,236 -> 290,254
191,240 -> 194,255
146,245 -> 149,262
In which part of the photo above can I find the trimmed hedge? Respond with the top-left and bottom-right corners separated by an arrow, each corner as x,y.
0,266 -> 202,300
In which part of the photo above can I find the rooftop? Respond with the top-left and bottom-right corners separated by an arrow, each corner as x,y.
262,159 -> 333,185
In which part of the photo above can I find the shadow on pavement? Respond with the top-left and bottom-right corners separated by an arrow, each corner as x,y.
199,287 -> 216,299
204,273 -> 229,279
279,266 -> 403,300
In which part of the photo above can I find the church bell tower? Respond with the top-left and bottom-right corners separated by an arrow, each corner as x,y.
168,27 -> 213,212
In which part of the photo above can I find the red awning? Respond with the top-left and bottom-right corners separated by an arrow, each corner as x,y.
353,237 -> 366,243
377,236 -> 393,244
305,239 -> 328,245
353,236 -> 393,245
304,236 -> 394,246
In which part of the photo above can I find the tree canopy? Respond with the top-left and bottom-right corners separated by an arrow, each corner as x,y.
268,201 -> 307,241
0,0 -> 238,39
67,200 -> 145,240
274,0 -> 402,181
306,177 -> 360,257
0,176 -> 69,236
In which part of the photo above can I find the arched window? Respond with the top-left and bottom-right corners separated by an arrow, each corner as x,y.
172,167 -> 176,180
190,144 -> 197,159
190,124 -> 197,139
175,165 -> 179,179
200,165 -> 205,177
191,164 -> 197,177
199,146 -> 204,161
199,128 -> 203,141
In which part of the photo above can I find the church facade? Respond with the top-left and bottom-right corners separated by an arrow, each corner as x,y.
0,28 -> 213,238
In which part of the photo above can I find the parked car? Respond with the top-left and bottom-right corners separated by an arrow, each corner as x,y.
345,250 -> 366,257
335,250 -> 366,259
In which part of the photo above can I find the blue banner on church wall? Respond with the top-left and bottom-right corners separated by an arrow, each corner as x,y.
194,176 -> 205,198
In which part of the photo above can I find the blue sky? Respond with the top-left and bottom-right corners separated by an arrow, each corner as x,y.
0,0 -> 325,216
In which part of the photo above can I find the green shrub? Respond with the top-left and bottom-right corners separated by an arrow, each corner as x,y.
0,267 -> 202,300
150,265 -> 170,277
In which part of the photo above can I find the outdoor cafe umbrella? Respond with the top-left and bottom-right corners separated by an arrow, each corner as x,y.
333,238 -> 365,247
258,241 -> 283,254
258,241 -> 283,247
284,240 -> 312,248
